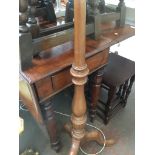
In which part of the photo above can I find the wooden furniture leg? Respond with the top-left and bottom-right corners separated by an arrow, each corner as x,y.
116,84 -> 123,97
105,87 -> 117,124
120,79 -> 128,107
122,75 -> 135,107
89,68 -> 105,123
68,0 -> 89,154
40,100 -> 61,152
27,0 -> 40,38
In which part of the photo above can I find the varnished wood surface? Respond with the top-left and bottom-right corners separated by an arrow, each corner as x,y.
19,78 -> 43,123
35,77 -> 54,100
20,41 -> 108,83
20,25 -> 135,84
69,0 -> 88,154
38,17 -> 65,29
33,49 -> 109,103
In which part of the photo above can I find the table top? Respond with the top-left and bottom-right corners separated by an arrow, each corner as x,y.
20,25 -> 135,84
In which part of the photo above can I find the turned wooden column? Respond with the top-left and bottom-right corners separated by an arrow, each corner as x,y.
43,0 -> 57,22
120,79 -> 128,101
89,68 -> 105,123
19,0 -> 29,33
116,0 -> 126,27
19,0 -> 34,70
88,0 -> 100,15
98,0 -> 105,13
69,0 -> 89,154
105,87 -> 117,124
40,100 -> 61,152
27,0 -> 40,38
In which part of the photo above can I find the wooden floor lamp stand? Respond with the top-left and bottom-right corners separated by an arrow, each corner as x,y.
64,123 -> 115,147
64,1 -> 115,154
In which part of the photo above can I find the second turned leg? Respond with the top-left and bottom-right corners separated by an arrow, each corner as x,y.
105,87 -> 117,124
41,100 -> 61,152
89,68 -> 105,123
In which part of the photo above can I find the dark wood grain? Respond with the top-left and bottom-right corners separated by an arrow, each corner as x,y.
35,77 -> 54,100
20,25 -> 134,84
24,48 -> 109,103
40,100 -> 61,152
89,67 -> 105,123
52,68 -> 71,91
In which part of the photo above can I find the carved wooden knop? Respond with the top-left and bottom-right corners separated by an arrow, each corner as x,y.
19,0 -> 34,71
88,0 -> 100,15
19,0 -> 29,33
116,0 -> 126,26
27,0 -> 40,38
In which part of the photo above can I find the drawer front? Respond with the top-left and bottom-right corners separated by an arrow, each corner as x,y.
52,68 -> 72,92
35,77 -> 53,100
87,48 -> 109,72
52,48 -> 109,92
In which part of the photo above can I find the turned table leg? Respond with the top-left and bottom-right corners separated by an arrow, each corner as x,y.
40,100 -> 61,152
105,87 -> 117,124
89,68 -> 105,123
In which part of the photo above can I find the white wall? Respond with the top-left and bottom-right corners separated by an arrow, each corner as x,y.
126,7 -> 135,26
110,36 -> 136,61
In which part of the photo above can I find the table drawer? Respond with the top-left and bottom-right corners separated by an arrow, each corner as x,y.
35,77 -> 54,101
87,48 -> 109,72
52,68 -> 72,92
52,48 -> 109,92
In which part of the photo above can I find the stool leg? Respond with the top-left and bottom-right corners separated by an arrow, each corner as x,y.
105,87 -> 117,124
116,84 -> 123,98
89,68 -> 104,123
41,100 -> 61,152
121,79 -> 129,107
122,75 -> 135,107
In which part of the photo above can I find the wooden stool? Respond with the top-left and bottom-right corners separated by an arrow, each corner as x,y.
93,53 -> 135,124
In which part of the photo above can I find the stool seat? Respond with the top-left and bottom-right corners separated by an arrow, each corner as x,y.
103,53 -> 135,87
